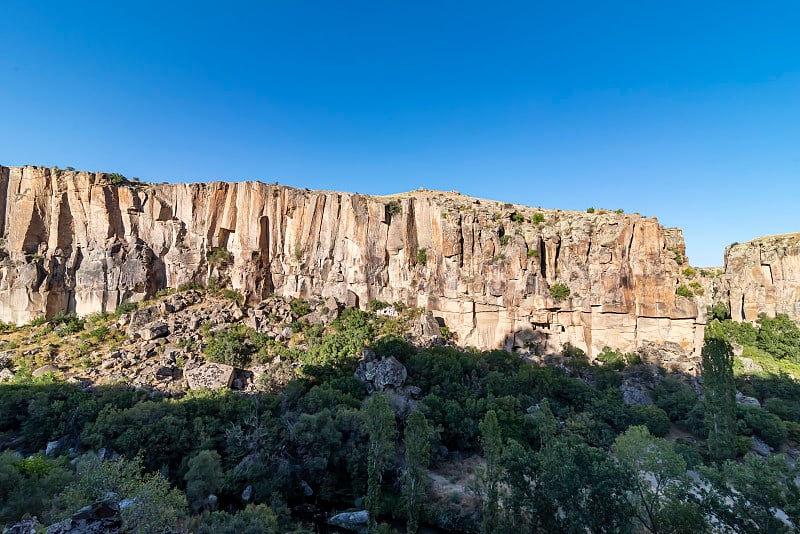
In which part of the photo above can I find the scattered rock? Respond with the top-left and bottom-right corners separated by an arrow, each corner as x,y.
138,322 -> 169,341
621,381 -> 653,406
328,510 -> 369,532
736,391 -> 761,408
4,518 -> 42,534
185,363 -> 235,390
738,356 -> 763,373
0,368 -> 14,383
45,494 -> 122,534
242,485 -> 253,502
355,349 -> 408,393
752,436 -> 772,457
46,438 -> 65,456
33,365 -> 59,378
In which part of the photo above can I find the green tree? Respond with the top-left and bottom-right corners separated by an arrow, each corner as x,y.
536,439 -> 634,533
700,453 -> 800,533
613,426 -> 706,534
185,449 -> 225,511
403,410 -> 431,534
756,313 -> 800,361
197,504 -> 280,534
60,455 -> 187,534
479,410 -> 502,534
701,336 -> 737,463
363,394 -> 396,532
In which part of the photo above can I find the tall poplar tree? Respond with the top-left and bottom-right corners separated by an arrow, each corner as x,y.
363,394 -> 396,532
480,410 -> 502,534
403,410 -> 431,534
701,336 -> 737,463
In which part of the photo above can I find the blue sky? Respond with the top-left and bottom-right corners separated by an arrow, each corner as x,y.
2,1 -> 799,266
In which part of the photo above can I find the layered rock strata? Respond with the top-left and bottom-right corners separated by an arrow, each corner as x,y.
0,165 -> 701,355
718,234 -> 800,323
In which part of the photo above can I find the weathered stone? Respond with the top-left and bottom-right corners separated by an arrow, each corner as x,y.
736,391 -> 761,408
720,234 -> 800,324
184,363 -> 235,390
752,436 -> 772,457
45,495 -> 122,534
328,510 -> 369,532
138,322 -> 169,341
0,165 -> 703,355
4,518 -> 42,534
33,364 -> 59,377
0,368 -> 14,382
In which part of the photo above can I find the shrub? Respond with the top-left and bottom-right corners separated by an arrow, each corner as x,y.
204,325 -> 258,368
386,200 -> 402,216
0,321 -> 15,334
108,172 -> 127,185
676,285 -> 693,298
510,212 -> 525,224
586,207 -> 595,213
499,235 -> 511,246
682,267 -> 697,277
416,248 -> 427,266
177,281 -> 205,292
115,301 -> 138,316
208,248 -> 233,267
289,298 -> 311,317
220,289 -> 243,304
532,212 -> 545,224
707,303 -> 731,322
549,283 -> 570,301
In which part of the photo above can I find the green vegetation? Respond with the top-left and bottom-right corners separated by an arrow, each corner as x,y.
702,336 -> 738,462
499,235 -> 511,246
416,247 -> 427,266
510,212 -> 525,224
208,247 -> 233,267
1,301 -> 799,532
532,212 -> 545,224
586,207 -> 595,213
676,284 -> 693,298
385,200 -> 402,216
108,172 -> 127,185
549,283 -> 570,301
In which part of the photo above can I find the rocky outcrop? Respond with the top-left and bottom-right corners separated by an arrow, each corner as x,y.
717,234 -> 800,323
0,165 -> 701,355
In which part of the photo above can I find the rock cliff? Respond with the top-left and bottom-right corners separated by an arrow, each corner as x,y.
717,233 -> 800,323
0,165 -> 701,355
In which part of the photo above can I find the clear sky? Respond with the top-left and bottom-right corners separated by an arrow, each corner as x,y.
2,1 -> 799,266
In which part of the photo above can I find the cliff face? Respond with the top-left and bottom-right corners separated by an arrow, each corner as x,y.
0,165 -> 701,355
720,234 -> 800,323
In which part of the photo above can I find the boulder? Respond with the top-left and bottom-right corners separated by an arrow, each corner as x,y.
185,363 -> 235,390
33,365 -> 59,378
752,436 -> 772,457
138,322 -> 169,341
4,518 -> 42,534
355,351 -> 408,393
736,391 -> 761,408
0,368 -> 14,383
45,495 -> 122,534
328,510 -> 369,532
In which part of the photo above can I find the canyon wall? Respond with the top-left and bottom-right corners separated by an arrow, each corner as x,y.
719,234 -> 800,323
0,165 -> 702,355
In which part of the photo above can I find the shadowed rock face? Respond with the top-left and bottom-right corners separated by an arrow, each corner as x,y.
0,165 -> 701,355
720,234 -> 800,323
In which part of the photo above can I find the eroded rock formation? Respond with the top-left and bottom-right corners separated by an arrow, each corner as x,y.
0,165 -> 701,355
718,233 -> 800,323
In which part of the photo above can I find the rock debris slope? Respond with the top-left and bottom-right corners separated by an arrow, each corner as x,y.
0,165 -> 702,355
